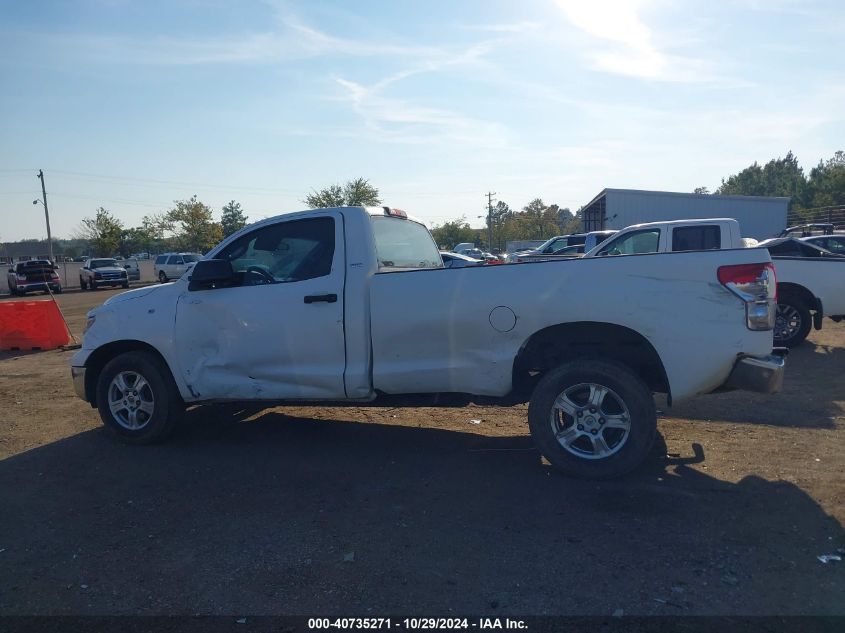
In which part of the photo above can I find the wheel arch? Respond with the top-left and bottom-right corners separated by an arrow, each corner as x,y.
777,282 -> 820,313
511,321 -> 670,404
82,340 -> 177,406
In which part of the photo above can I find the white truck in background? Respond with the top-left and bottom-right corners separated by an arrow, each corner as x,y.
71,207 -> 785,479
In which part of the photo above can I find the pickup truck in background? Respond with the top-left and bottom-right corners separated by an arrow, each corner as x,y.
583,218 -> 746,257
757,237 -> 845,347
71,206 -> 785,479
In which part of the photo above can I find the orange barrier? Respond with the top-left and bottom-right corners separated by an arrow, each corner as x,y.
0,300 -> 71,351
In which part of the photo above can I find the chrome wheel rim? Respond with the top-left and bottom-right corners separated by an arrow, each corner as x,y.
549,382 -> 631,460
774,304 -> 801,341
108,371 -> 155,430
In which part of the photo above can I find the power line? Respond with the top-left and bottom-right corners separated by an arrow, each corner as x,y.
47,169 -> 304,195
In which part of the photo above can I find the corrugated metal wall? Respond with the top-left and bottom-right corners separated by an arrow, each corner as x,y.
604,191 -> 788,240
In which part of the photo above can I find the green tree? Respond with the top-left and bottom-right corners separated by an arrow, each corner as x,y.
221,200 -> 248,237
807,151 -> 845,208
430,217 -> 477,250
166,195 -> 223,253
77,207 -> 124,256
521,198 -> 560,239
717,151 -> 808,208
693,186 -> 710,194
304,178 -> 382,208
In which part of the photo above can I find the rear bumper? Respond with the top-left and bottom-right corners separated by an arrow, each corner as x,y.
722,350 -> 787,394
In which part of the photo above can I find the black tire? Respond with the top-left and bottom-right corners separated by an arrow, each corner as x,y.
96,351 -> 182,444
90,279 -> 98,290
16,287 -> 26,297
54,287 -> 62,294
80,277 -> 88,290
528,359 -> 657,479
774,293 -> 812,348
158,271 -> 167,283
122,281 -> 129,288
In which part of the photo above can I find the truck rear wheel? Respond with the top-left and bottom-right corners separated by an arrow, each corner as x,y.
774,294 -> 812,347
528,360 -> 656,479
96,351 -> 182,444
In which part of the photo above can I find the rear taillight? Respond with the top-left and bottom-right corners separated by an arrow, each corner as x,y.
50,272 -> 59,279
16,274 -> 26,281
718,262 -> 777,331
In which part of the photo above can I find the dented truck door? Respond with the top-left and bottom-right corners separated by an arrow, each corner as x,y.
173,211 -> 347,401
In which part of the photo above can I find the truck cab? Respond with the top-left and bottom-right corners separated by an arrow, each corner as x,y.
585,219 -> 743,257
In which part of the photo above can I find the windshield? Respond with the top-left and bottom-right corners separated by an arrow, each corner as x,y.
90,259 -> 118,268
371,217 -> 442,271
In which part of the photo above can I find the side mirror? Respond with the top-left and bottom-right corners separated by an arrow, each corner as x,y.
188,259 -> 235,291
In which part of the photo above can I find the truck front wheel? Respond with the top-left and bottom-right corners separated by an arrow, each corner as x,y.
96,351 -> 182,444
774,294 -> 812,347
528,360 -> 657,479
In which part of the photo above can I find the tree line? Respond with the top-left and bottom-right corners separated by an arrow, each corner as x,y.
70,178 -> 382,257
700,150 -> 845,213
77,198 -> 248,257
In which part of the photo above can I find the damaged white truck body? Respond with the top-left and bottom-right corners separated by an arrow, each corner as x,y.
71,206 -> 785,478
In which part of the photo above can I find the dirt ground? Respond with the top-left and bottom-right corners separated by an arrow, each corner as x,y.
0,289 -> 843,616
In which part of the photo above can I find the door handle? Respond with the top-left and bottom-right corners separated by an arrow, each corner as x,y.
304,293 -> 338,304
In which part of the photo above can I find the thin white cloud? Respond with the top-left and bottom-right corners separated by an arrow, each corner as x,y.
457,21 -> 542,33
7,6 -> 455,67
554,0 -> 729,83
333,77 -> 508,148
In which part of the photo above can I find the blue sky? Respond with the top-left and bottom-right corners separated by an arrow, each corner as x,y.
1,0 -> 843,240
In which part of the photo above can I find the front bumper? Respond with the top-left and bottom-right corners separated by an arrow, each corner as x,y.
71,366 -> 87,401
93,278 -> 127,286
18,282 -> 61,292
723,350 -> 787,394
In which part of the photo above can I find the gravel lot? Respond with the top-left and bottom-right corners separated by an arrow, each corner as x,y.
0,289 -> 843,615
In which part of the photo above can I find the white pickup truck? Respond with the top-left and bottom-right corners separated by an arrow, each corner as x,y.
71,206 -> 785,479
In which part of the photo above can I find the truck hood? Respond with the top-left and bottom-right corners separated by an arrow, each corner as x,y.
92,266 -> 127,275
102,284 -> 162,306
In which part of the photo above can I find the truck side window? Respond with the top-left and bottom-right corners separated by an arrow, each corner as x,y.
672,226 -> 721,251
596,229 -> 660,256
217,217 -> 335,284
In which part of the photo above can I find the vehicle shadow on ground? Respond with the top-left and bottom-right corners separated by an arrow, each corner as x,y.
665,341 -> 845,428
1,407 -> 843,616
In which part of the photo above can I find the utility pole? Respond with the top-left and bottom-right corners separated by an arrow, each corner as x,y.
486,191 -> 496,251
36,170 -> 55,264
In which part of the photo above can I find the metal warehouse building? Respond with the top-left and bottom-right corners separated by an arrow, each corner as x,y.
581,189 -> 789,240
